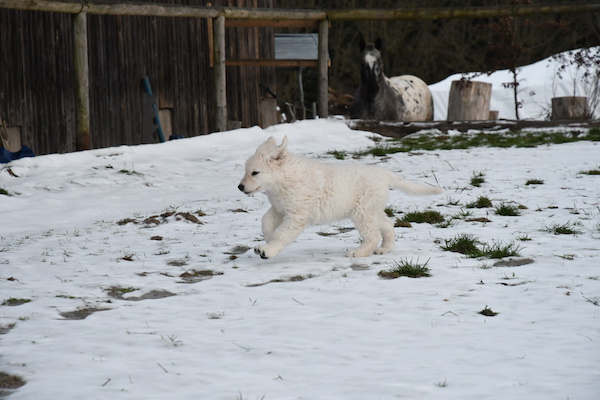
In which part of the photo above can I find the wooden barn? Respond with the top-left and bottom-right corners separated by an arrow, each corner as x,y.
0,0 -> 281,156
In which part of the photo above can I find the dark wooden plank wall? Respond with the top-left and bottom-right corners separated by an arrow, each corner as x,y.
0,9 -> 76,154
225,0 -> 275,126
0,0 -> 275,156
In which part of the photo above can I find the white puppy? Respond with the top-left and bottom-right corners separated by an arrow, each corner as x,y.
238,136 -> 443,259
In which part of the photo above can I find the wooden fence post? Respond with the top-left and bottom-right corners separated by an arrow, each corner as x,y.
73,11 -> 91,150
213,14 -> 227,132
447,80 -> 492,121
317,19 -> 328,118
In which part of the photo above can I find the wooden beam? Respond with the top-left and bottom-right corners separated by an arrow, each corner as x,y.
326,3 -> 600,21
2,1 -> 598,20
221,7 -> 326,20
213,15 -> 227,132
226,59 -> 319,67
0,1 -> 325,19
73,11 -> 90,150
226,19 -> 318,28
0,0 -> 222,18
317,19 -> 329,118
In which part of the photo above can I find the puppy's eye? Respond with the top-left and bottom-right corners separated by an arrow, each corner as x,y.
251,171 -> 259,176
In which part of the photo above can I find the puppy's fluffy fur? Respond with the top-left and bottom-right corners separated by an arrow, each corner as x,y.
238,136 -> 443,259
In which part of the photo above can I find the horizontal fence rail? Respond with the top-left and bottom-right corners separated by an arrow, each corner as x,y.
1,1 -> 599,20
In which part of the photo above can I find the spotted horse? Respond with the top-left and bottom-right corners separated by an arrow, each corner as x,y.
350,38 -> 433,121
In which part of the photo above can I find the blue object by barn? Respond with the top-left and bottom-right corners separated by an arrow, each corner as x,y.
0,146 -> 35,164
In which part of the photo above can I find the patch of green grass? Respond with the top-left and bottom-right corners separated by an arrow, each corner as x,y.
452,209 -> 473,220
327,150 -> 347,160
466,196 -> 493,208
479,306 -> 499,316
579,167 -> 600,175
1,298 -> 32,306
517,234 -> 532,241
440,234 -> 521,259
119,168 -> 143,176
384,207 -> 397,217
494,202 -> 522,216
440,234 -> 483,257
378,258 -> 431,279
525,179 -> 544,185
400,210 -> 445,225
480,241 -> 522,259
0,188 -> 11,196
107,286 -> 138,296
470,171 -> 486,187
543,222 -> 582,235
352,129 -> 600,157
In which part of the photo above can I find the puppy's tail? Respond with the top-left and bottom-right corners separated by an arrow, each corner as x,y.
388,173 -> 444,196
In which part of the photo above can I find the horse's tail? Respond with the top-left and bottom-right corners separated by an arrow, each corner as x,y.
387,172 -> 443,196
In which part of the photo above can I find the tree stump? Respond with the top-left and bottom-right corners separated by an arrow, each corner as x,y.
551,97 -> 589,120
259,98 -> 278,128
447,80 -> 492,121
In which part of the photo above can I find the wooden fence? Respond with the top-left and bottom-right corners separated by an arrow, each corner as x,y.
1,0 -> 599,155
1,0 -> 278,154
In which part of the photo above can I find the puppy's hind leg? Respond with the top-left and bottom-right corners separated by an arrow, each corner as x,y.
374,212 -> 395,255
347,213 -> 381,258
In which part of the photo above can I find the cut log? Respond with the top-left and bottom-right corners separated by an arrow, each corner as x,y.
447,80 -> 492,121
551,97 -> 589,120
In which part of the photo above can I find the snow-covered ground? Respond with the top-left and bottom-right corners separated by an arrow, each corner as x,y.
1,119 -> 599,399
430,47 -> 600,120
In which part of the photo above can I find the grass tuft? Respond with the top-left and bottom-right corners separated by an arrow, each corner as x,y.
1,298 -> 32,306
479,306 -> 499,316
440,234 -> 521,259
579,166 -> 600,175
494,202 -> 522,216
399,210 -> 445,225
327,150 -> 347,160
378,258 -> 431,279
470,171 -> 486,187
466,196 -> 493,208
440,234 -> 482,257
543,222 -> 582,235
525,179 -> 544,185
480,241 -> 522,259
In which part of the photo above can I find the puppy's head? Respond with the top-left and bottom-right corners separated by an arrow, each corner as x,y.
238,136 -> 288,195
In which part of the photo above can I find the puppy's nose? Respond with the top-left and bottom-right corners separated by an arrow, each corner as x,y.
237,184 -> 245,192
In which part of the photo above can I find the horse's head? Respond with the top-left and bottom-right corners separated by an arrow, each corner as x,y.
359,38 -> 384,93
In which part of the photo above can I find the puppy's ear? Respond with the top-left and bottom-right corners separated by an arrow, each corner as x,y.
264,136 -> 276,146
272,135 -> 288,162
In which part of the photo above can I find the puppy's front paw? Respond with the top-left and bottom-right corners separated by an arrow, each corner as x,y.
373,247 -> 392,255
254,244 -> 281,259
254,246 -> 269,259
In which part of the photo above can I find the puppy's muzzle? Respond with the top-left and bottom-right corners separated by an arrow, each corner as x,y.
237,184 -> 245,192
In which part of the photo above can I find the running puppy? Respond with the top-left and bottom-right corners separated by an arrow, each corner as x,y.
238,136 -> 443,259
